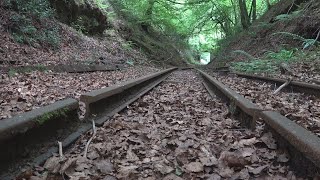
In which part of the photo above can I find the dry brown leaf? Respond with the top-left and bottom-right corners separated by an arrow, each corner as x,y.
154,163 -> 174,175
219,151 -> 249,168
261,133 -> 277,149
277,153 -> 289,163
184,162 -> 204,173
199,156 -> 218,166
43,156 -> 61,173
248,165 -> 268,175
163,173 -> 184,180
95,159 -> 114,174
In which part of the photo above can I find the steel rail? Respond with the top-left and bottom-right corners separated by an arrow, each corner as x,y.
235,73 -> 320,97
0,68 -> 177,179
198,69 -> 320,177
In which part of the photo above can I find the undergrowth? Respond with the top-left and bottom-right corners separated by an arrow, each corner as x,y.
230,49 -> 299,73
4,0 -> 61,49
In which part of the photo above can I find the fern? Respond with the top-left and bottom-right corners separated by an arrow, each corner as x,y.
274,14 -> 292,21
274,10 -> 301,21
272,32 -> 305,41
232,50 -> 257,60
272,31 -> 319,49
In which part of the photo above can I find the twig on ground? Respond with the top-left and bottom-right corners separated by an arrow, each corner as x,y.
84,120 -> 97,158
58,141 -> 64,160
273,78 -> 292,94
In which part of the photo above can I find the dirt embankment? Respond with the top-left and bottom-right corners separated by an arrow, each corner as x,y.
212,0 -> 320,63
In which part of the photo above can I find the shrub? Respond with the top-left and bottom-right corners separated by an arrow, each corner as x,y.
6,0 -> 61,49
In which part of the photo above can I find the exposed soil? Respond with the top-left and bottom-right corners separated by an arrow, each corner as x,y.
212,72 -> 320,137
25,71 -> 300,179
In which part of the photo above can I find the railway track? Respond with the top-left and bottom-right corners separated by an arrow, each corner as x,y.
0,68 -> 319,179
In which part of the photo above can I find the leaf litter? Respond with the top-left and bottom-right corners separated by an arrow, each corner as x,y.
29,70 -> 300,179
0,66 -> 159,120
213,72 -> 320,137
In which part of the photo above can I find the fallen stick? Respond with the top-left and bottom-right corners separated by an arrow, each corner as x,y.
84,120 -> 97,158
58,141 -> 64,160
273,78 -> 292,94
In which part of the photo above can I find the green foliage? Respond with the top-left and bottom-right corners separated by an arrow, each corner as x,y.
274,10 -> 301,21
36,108 -> 69,125
5,0 -> 61,49
9,14 -> 61,49
232,50 -> 257,60
272,32 -> 319,49
231,49 -> 298,73
266,49 -> 297,62
71,15 -> 100,34
8,69 -> 18,77
122,41 -> 136,50
109,0 -> 279,55
231,59 -> 277,73
5,0 -> 55,19
71,16 -> 89,34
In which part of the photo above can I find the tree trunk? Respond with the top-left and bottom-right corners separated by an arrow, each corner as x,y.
141,0 -> 155,33
252,0 -> 257,21
238,0 -> 250,29
266,0 -> 271,10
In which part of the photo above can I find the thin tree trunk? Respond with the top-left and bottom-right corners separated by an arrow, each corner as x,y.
266,0 -> 271,10
142,0 -> 155,33
238,0 -> 250,29
252,0 -> 257,21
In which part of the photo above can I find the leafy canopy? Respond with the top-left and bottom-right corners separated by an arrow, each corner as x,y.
110,0 -> 279,52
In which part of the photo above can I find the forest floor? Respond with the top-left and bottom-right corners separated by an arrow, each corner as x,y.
26,71 -> 299,179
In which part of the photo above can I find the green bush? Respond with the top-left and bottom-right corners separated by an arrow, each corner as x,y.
71,16 -> 101,35
9,14 -> 61,49
230,49 -> 298,73
231,60 -> 277,73
5,0 -> 55,18
266,49 -> 297,62
6,0 -> 61,49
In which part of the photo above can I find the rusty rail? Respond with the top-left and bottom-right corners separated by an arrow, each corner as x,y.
0,68 -> 176,179
235,73 -> 320,97
198,70 -> 320,177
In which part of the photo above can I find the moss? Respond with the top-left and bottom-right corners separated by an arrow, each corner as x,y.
35,108 -> 70,125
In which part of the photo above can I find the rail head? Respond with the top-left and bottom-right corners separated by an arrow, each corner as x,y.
260,111 -> 320,168
80,68 -> 177,104
198,69 -> 262,115
0,98 -> 79,142
235,73 -> 320,97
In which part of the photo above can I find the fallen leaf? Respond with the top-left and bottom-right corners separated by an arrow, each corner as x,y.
261,133 -> 277,149
219,151 -> 249,168
248,165 -> 268,175
163,173 -> 184,180
277,153 -> 289,163
154,162 -> 174,175
184,162 -> 204,173
43,156 -> 61,173
200,156 -> 218,166
238,137 -> 257,146
95,159 -> 114,174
